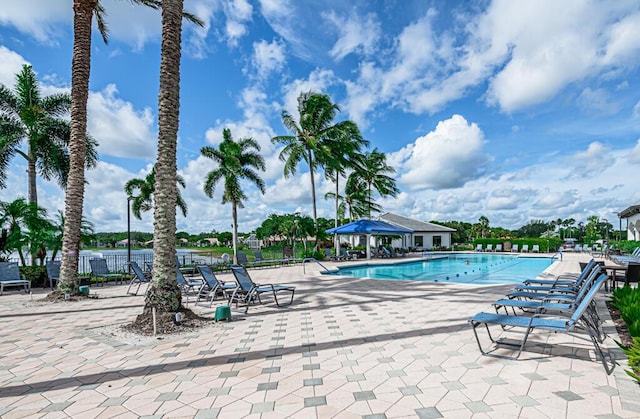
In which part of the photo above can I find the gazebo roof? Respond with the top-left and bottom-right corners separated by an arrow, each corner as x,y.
326,219 -> 413,235
620,204 -> 640,219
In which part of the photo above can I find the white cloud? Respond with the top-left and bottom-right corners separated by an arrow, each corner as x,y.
633,101 -> 640,119
87,84 -> 156,160
251,39 -> 286,79
222,0 -> 253,46
577,88 -> 619,115
628,139 -> 640,164
0,0 -> 69,43
0,46 -> 28,87
393,115 -> 491,190
486,187 -> 534,210
324,11 -> 380,61
280,69 -> 338,121
568,141 -> 614,175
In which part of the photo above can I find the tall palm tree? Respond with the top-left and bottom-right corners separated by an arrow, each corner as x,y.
124,164 -> 188,219
320,122 -> 367,254
0,64 -> 98,206
272,91 -> 355,243
0,198 -> 53,266
59,0 -> 201,295
201,128 -> 266,264
344,174 -> 381,221
349,148 -> 399,218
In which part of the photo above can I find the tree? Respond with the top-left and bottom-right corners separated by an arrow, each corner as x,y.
272,91 -> 355,242
0,65 -> 98,206
59,0 -> 200,295
201,128 -> 266,264
478,215 -> 490,238
320,121 -> 367,254
343,174 -> 380,221
49,210 -> 94,262
348,148 -> 399,218
0,198 -> 54,266
124,164 -> 188,219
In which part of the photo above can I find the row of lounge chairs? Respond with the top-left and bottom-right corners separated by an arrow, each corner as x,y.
126,260 -> 295,313
475,244 -> 541,252
468,259 -> 613,373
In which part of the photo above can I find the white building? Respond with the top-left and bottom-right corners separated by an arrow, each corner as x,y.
620,204 -> 640,241
377,212 -> 456,250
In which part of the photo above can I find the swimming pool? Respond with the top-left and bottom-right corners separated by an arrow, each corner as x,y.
327,253 -> 555,285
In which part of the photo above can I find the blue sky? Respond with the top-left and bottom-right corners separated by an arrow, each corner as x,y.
1,0 -> 639,234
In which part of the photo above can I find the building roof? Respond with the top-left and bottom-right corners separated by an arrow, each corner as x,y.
378,212 -> 456,233
620,204 -> 640,219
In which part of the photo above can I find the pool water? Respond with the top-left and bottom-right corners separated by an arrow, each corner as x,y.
329,253 -> 555,285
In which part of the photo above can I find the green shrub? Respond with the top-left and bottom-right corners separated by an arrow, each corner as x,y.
611,285 -> 640,383
19,265 -> 48,288
619,337 -> 640,382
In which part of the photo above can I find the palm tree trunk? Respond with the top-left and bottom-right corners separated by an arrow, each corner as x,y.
58,0 -> 96,294
145,0 -> 183,314
307,148 -> 318,249
334,172 -> 339,256
231,202 -> 238,264
27,151 -> 37,206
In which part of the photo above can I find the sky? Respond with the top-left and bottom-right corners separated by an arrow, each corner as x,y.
0,0 -> 639,235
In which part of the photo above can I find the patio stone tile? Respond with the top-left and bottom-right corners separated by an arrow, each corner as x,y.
481,376 -> 507,385
257,382 -> 278,391
559,369 -> 583,377
303,378 -> 323,386
510,395 -> 540,407
594,415 -> 623,419
251,401 -> 275,414
39,401 -> 74,412
554,390 -> 584,401
100,396 -> 130,406
155,392 -> 181,401
521,372 -> 548,381
208,387 -> 231,396
262,367 -> 280,374
363,414 -> 387,419
596,385 -> 619,396
415,406 -> 444,418
219,371 -> 239,378
442,381 -> 466,390
464,401 -> 493,413
353,390 -> 376,401
387,370 -> 407,377
304,396 -> 327,407
347,374 -> 366,382
303,364 -> 320,370
399,385 -> 422,396
425,366 -> 445,373
194,408 -> 221,418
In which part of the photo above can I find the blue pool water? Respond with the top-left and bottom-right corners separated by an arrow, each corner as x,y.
328,253 -> 555,285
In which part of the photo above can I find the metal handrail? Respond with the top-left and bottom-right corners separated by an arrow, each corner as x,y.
302,257 -> 338,274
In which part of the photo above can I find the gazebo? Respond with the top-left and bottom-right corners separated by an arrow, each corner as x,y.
326,219 -> 414,259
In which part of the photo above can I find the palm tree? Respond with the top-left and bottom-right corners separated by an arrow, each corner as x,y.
49,210 -> 94,262
272,91 -> 355,242
59,0 -> 201,295
0,198 -> 54,266
0,65 -> 98,206
201,128 -> 266,264
124,164 -> 188,219
348,148 -> 399,218
320,122 -> 367,254
478,215 -> 490,239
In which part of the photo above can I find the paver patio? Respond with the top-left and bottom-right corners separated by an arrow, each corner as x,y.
1,253 -> 639,418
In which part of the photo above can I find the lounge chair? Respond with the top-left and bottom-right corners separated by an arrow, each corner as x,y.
506,262 -> 598,302
475,244 -> 483,252
495,244 -> 502,252
89,258 -> 125,286
0,262 -> 30,295
593,245 -> 609,258
228,264 -> 295,313
522,259 -> 596,287
126,261 -> 150,296
511,244 -> 519,253
341,248 -> 357,260
45,260 -> 60,290
196,265 -> 237,305
381,247 -> 392,257
521,244 -> 529,253
532,244 -> 540,253
252,250 -> 281,268
485,244 -> 493,252
324,247 -> 342,261
469,271 -> 611,373
176,268 -> 204,304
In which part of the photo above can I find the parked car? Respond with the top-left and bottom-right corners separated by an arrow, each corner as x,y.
563,238 -> 576,250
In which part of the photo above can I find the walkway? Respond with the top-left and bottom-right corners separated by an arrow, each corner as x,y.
0,253 -> 638,418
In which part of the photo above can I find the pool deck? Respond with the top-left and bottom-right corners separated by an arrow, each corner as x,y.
1,252 -> 639,418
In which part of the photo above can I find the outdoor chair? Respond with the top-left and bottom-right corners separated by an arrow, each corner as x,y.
45,260 -> 60,290
532,244 -> 540,253
495,244 -> 503,252
324,248 -> 344,261
228,264 -> 295,313
475,244 -> 483,252
469,271 -> 612,373
236,251 -> 254,267
89,258 -> 125,286
521,244 -> 529,253
253,250 -> 281,268
0,262 -> 30,295
511,244 -> 519,252
341,248 -> 357,260
196,265 -> 237,306
522,259 -> 597,287
485,244 -> 493,252
611,262 -> 640,289
126,261 -> 150,296
176,268 -> 204,305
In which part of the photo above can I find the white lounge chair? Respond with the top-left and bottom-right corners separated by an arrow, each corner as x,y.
511,244 -> 519,252
495,244 -> 503,252
532,244 -> 540,253
486,244 -> 493,252
521,244 -> 529,253
475,244 -> 483,252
